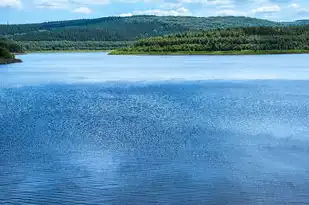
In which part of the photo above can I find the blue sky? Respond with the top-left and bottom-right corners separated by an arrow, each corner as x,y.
1,0 -> 309,24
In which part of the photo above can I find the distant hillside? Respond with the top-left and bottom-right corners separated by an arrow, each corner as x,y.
1,15 -> 308,51
0,16 -> 286,42
110,26 -> 309,55
283,20 -> 309,26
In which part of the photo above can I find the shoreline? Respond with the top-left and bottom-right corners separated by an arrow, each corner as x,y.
10,49 -> 309,56
108,50 -> 309,56
22,50 -> 111,54
0,58 -> 22,65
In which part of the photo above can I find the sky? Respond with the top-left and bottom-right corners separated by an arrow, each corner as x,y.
1,0 -> 309,24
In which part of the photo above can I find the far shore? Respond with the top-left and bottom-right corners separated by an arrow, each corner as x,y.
108,50 -> 309,56
20,50 -> 111,54
11,49 -> 309,56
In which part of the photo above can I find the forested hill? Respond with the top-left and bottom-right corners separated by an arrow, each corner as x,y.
0,16 -> 293,42
110,26 -> 309,55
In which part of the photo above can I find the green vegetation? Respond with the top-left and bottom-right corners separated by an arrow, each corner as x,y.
0,37 -> 23,53
0,37 -> 22,64
19,41 -> 133,52
0,49 -> 21,64
109,50 -> 309,55
2,15 -> 308,52
0,16 -> 284,42
1,15 -> 309,52
0,47 -> 14,58
110,26 -> 309,55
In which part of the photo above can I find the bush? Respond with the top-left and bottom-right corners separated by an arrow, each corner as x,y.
0,47 -> 14,59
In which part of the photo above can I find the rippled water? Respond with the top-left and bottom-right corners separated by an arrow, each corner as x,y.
1,53 -> 309,204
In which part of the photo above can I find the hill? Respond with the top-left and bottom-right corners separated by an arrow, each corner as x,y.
283,20 -> 309,26
1,15 -> 308,51
0,16 -> 282,41
110,26 -> 309,55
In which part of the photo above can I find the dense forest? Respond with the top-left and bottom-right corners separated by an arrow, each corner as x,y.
19,41 -> 133,51
0,16 -> 282,41
1,15 -> 309,52
1,15 -> 308,51
110,26 -> 309,54
0,38 -> 23,64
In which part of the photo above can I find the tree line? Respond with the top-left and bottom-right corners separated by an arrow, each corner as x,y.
19,41 -> 133,51
116,26 -> 309,53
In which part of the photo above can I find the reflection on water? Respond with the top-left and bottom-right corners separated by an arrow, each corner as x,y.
1,53 -> 309,204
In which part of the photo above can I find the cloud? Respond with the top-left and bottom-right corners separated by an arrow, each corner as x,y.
120,7 -> 191,16
36,0 -> 70,9
4,0 -> 309,22
36,0 -> 109,9
179,0 -> 232,5
296,9 -> 309,18
252,5 -> 281,13
78,0 -> 109,5
0,0 -> 21,8
137,8 -> 190,16
72,6 -> 93,14
119,12 -> 133,17
160,3 -> 183,9
216,9 -> 246,16
289,3 -> 299,9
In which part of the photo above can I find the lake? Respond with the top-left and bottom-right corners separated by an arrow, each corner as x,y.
1,52 -> 309,204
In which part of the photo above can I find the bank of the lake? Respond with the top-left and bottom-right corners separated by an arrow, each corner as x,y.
0,38 -> 23,64
26,49 -> 111,54
0,58 -> 22,64
110,26 -> 309,56
109,50 -> 309,55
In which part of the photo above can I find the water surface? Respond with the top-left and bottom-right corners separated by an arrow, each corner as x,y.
1,53 -> 309,204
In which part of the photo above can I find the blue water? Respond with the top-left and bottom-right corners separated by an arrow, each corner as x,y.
1,53 -> 309,204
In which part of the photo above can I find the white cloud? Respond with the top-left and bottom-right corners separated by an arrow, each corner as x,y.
218,3 -> 235,9
206,0 -> 232,5
6,0 -> 309,21
119,13 -> 133,17
120,7 -> 191,16
81,0 -> 109,5
36,0 -> 70,9
36,0 -> 109,9
0,0 -> 21,8
160,3 -> 183,9
289,3 -> 300,9
252,5 -> 280,14
216,9 -> 246,16
72,7 -> 93,14
180,0 -> 232,5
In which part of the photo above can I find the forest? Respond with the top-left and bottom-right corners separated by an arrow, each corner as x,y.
0,16 -> 283,41
1,15 -> 308,51
110,26 -> 309,55
19,41 -> 133,51
1,15 -> 309,52
0,38 -> 23,64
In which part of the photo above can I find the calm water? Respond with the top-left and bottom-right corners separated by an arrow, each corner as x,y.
1,53 -> 309,204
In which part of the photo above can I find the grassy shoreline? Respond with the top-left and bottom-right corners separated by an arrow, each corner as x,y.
109,50 -> 309,55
